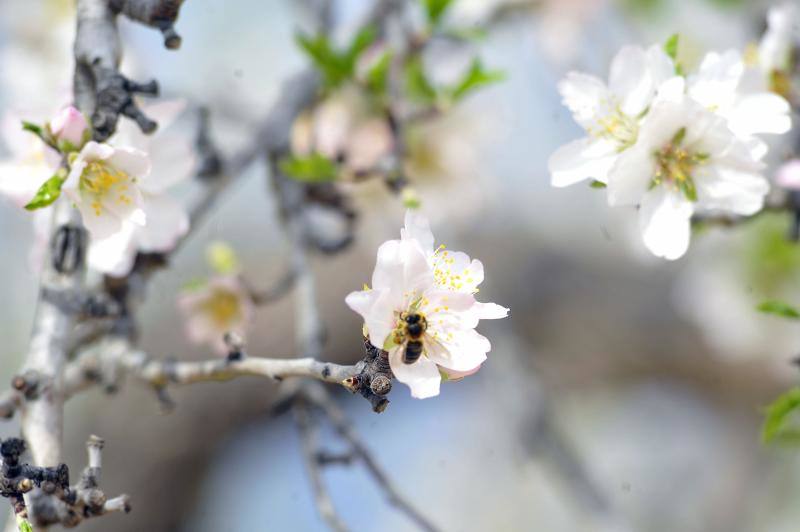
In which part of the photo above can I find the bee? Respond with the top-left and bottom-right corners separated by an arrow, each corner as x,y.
401,312 -> 427,364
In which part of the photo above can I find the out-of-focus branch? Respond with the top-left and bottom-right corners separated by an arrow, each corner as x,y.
74,0 -> 188,141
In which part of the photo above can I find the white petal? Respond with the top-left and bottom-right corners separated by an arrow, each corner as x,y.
108,147 -> 151,178
474,302 -> 509,320
87,222 -> 139,277
401,209 -> 435,254
609,45 -> 652,116
606,146 -> 652,206
427,329 -> 489,372
696,166 -> 768,216
388,346 -> 441,399
638,187 -> 694,260
557,72 -> 610,130
728,93 -> 791,137
548,137 -> 618,187
137,193 -> 189,252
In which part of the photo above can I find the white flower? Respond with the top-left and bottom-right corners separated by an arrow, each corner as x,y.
758,2 -> 798,75
686,50 -> 791,158
607,96 -> 767,260
345,211 -> 507,398
63,140 -> 149,239
178,276 -> 253,355
87,101 -> 193,276
548,44 -> 677,187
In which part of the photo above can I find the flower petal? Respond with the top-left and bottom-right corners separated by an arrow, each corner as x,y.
388,346 -> 441,399
638,187 -> 694,260
548,136 -> 618,187
401,210 -> 435,255
137,193 -> 189,252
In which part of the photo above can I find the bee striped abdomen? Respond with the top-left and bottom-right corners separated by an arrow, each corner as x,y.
403,340 -> 424,364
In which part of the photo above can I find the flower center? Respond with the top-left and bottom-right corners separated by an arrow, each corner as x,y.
202,289 -> 242,328
80,160 -> 134,216
431,245 -> 477,293
589,100 -> 639,149
649,127 -> 708,202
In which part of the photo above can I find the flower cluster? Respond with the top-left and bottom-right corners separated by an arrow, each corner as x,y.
346,211 -> 508,399
0,103 -> 193,277
549,28 -> 793,260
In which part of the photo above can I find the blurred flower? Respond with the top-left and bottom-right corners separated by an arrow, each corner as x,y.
49,105 -> 89,152
548,44 -> 676,187
63,140 -> 149,239
0,112 -> 60,207
290,86 -> 394,177
607,97 -> 767,260
346,211 -> 507,398
758,3 -> 798,76
178,276 -> 253,355
87,101 -> 193,276
775,159 -> 800,190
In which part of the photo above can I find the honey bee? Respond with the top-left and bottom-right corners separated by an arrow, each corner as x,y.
401,312 -> 427,364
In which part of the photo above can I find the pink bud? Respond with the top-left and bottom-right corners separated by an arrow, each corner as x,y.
50,106 -> 88,148
776,159 -> 800,191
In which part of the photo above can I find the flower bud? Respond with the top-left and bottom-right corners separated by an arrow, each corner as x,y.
50,106 -> 89,152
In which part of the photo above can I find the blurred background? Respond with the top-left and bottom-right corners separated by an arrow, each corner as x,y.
2,0 -> 800,531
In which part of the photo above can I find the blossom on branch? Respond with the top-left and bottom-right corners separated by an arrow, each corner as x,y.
63,141 -> 149,239
346,211 -> 508,398
549,36 -> 792,260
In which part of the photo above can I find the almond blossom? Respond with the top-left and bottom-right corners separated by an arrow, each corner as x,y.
87,101 -> 193,276
63,140 -> 149,239
178,276 -> 254,355
345,211 -> 507,398
607,96 -> 768,260
548,44 -> 677,187
758,3 -> 798,77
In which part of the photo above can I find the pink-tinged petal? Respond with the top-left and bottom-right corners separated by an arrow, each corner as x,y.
440,364 -> 482,381
549,137 -> 618,187
49,106 -> 88,146
138,134 -> 195,194
401,210 -> 435,255
87,221 -> 139,277
388,347 -> 441,399
400,239 -> 435,296
345,289 -> 380,320
137,193 -> 189,252
313,97 -> 353,159
696,166 -> 768,216
364,289 -> 400,350
108,147 -> 151,179
638,187 -> 693,260
776,160 -> 800,191
728,92 -> 791,137
346,118 -> 393,172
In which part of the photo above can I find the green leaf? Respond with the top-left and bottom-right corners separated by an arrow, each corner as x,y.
346,26 -> 377,64
756,300 -> 800,319
24,175 -> 65,211
206,242 -> 240,275
405,57 -> 438,104
763,388 -> 800,444
21,120 -> 44,137
590,180 -> 607,189
448,59 -> 505,102
423,0 -> 454,26
365,51 -> 392,98
279,153 -> 338,183
17,519 -> 33,532
296,26 -> 377,89
664,33 -> 679,61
